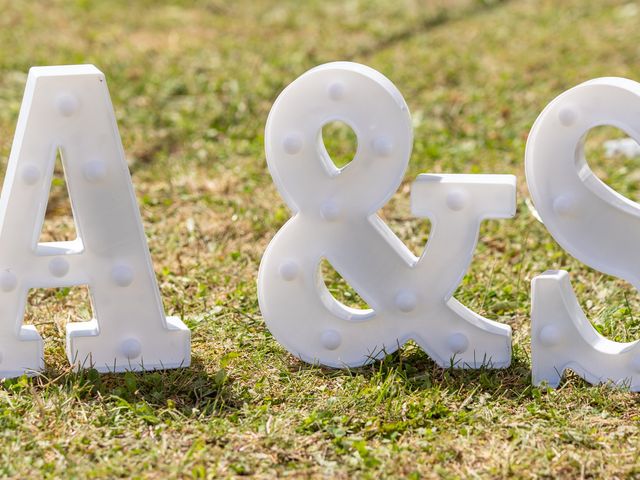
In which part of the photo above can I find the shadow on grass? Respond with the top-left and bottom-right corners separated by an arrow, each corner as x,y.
2,356 -> 241,417
347,0 -> 514,59
285,342 -> 538,401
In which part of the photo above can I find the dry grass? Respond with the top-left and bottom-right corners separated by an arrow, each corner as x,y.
0,0 -> 640,478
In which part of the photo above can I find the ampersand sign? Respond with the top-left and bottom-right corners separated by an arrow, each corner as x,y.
527,77 -> 640,389
258,62 -> 516,368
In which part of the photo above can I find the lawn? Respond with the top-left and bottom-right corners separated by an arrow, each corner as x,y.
1,0 -> 640,477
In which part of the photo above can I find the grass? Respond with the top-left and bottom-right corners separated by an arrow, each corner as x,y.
0,0 -> 640,477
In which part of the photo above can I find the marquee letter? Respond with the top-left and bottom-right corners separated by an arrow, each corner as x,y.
527,78 -> 640,389
0,65 -> 190,377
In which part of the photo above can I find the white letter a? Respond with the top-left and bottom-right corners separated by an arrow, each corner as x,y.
0,65 -> 190,377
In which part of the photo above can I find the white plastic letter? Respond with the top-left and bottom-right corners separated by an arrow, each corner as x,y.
0,65 -> 190,377
526,77 -> 640,389
258,62 -> 515,368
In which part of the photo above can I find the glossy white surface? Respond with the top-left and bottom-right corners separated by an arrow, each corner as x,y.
258,62 -> 515,369
0,65 -> 190,377
527,77 -> 640,389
